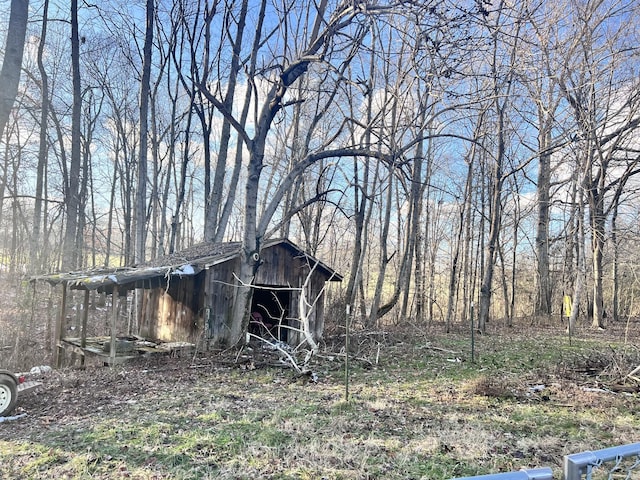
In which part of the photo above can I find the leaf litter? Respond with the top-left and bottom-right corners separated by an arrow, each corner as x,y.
2,324 -> 640,479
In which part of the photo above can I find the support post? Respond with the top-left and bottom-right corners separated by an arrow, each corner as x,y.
80,289 -> 89,366
110,286 -> 119,366
54,283 -> 68,368
345,304 -> 350,401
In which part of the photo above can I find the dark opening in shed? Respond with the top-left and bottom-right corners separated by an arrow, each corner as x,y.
249,286 -> 291,342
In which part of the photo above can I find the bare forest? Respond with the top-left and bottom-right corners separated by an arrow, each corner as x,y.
1,0 -> 640,351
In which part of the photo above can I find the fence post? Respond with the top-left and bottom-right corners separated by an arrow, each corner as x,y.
563,451 -> 598,479
563,443 -> 640,479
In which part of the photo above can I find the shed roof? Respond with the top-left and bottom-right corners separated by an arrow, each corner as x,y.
31,239 -> 342,292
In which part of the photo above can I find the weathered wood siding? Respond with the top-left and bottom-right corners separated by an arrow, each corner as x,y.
142,273 -> 204,343
205,258 -> 238,341
141,243 -> 335,347
254,245 -> 296,286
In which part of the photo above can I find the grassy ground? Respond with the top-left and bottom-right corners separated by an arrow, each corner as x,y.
2,323 -> 640,479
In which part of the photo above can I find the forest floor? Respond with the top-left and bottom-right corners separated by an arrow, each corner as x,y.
1,278 -> 640,478
2,310 -> 640,479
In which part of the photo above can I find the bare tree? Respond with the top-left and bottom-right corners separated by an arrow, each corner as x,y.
477,0 -> 525,333
556,0 -> 640,329
524,3 -> 566,318
343,30 -> 377,320
31,0 -> 50,273
444,108 -> 486,332
203,0 -> 245,243
198,1 -> 354,343
135,0 -> 155,264
62,0 -> 83,270
79,89 -> 104,268
0,0 -> 29,142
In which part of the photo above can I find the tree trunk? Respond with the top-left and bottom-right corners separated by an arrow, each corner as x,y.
368,167 -> 393,327
63,0 -> 82,270
370,36 -> 410,322
611,197 -> 620,323
213,0 -> 267,244
399,109 -> 429,322
568,188 -> 586,335
535,128 -> 552,317
228,149 -> 263,344
169,100 -> 194,253
590,195 -> 606,329
445,166 -> 471,332
446,108 -> 484,331
344,42 -> 375,313
204,0 -> 248,242
105,142 -> 119,267
0,0 -> 29,142
477,0 -> 522,333
478,110 -> 506,333
478,165 -> 503,333
31,0 -> 49,273
135,0 -> 154,264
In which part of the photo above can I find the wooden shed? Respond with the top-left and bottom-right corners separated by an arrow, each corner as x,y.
34,239 -> 341,364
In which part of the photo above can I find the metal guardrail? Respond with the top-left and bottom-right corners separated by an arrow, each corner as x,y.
451,442 -> 640,480
451,468 -> 554,480
563,442 -> 640,479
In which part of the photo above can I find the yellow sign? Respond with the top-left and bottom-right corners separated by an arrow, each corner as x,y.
563,295 -> 573,318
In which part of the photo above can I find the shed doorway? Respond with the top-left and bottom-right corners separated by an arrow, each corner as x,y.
250,286 -> 291,342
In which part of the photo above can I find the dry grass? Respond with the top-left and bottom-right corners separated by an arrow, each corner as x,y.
2,328 -> 640,479
1,278 -> 640,479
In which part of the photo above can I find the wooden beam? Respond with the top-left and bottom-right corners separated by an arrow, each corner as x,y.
53,283 -> 67,368
80,289 -> 90,367
110,286 -> 118,366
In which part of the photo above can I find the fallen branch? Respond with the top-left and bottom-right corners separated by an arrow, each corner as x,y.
247,333 -> 304,374
418,343 -> 461,355
316,352 -> 374,367
626,364 -> 640,383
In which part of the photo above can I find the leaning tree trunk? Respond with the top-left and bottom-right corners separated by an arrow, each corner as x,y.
478,108 -> 506,333
31,0 -> 49,273
368,163 -> 395,326
344,41 -> 375,312
204,0 -> 248,242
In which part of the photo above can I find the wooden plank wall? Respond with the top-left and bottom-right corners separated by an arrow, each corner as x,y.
143,274 -> 204,343
206,259 -> 237,342
141,244 -> 334,347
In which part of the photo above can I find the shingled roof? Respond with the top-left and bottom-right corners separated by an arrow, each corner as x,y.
31,239 -> 341,292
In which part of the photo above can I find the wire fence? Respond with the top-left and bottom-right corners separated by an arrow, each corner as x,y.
564,442 -> 640,479
451,442 -> 640,480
